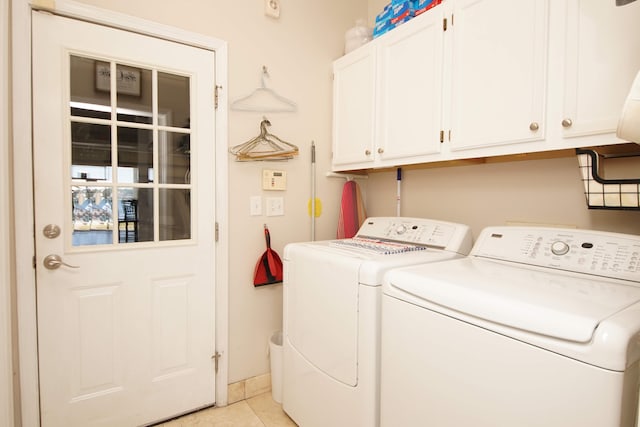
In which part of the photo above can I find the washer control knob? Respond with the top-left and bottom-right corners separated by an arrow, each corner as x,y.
551,241 -> 570,256
395,225 -> 407,235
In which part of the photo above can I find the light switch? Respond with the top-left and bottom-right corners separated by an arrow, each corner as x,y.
250,196 -> 262,216
266,197 -> 284,216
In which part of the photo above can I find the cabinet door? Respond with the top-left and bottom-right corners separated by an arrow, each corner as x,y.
448,0 -> 548,151
332,46 -> 376,170
560,0 -> 640,139
377,10 -> 445,163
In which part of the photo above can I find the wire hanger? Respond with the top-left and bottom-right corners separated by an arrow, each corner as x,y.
229,118 -> 299,161
231,66 -> 298,113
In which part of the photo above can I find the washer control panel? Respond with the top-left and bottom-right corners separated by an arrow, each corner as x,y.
356,217 -> 472,253
473,226 -> 640,283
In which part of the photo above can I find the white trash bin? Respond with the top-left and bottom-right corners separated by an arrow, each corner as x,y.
269,330 -> 283,403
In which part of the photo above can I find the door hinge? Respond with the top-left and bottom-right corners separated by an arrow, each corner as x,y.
212,351 -> 222,374
215,222 -> 219,242
440,130 -> 445,143
214,85 -> 222,109
443,17 -> 447,31
32,255 -> 36,269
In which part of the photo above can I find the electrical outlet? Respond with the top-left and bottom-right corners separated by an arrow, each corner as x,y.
265,0 -> 280,18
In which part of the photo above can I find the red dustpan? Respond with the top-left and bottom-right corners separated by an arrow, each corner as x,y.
254,224 -> 283,286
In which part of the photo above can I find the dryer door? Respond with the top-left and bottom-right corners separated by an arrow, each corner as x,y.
285,246 -> 360,386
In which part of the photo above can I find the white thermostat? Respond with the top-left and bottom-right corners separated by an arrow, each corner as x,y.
262,169 -> 287,191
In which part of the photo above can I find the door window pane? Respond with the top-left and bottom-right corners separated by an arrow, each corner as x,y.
159,189 -> 191,241
71,122 -> 112,176
72,186 -> 113,246
159,131 -> 190,184
116,64 -> 152,124
70,55 -> 110,116
118,188 -> 154,243
158,72 -> 190,128
118,127 -> 153,184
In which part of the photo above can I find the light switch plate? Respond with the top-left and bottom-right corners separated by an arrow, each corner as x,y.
250,196 -> 262,216
266,197 -> 284,216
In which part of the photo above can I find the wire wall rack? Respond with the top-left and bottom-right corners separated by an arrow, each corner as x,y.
576,148 -> 640,210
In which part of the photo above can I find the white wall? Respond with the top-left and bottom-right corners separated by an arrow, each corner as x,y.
365,156 -> 640,240
72,0 -> 368,383
368,0 -> 389,24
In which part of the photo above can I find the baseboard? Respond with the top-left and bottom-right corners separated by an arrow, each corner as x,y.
227,373 -> 272,405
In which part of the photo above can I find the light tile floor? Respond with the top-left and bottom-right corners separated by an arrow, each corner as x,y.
157,392 -> 298,427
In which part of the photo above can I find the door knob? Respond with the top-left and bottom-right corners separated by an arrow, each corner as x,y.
562,118 -> 573,128
43,254 -> 79,270
42,224 -> 61,239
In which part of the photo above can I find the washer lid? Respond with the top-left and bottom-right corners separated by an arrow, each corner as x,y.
386,258 -> 640,343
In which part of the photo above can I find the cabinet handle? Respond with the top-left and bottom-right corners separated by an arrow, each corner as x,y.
377,148 -> 384,154
365,150 -> 371,156
562,118 -> 573,128
529,122 -> 539,131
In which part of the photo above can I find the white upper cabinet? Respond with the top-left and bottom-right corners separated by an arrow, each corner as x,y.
556,0 -> 640,143
332,11 -> 446,171
448,0 -> 547,152
332,0 -> 640,171
332,45 -> 376,169
377,8 -> 445,162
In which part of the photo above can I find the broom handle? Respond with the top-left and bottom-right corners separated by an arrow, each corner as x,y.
264,224 -> 271,248
311,141 -> 316,241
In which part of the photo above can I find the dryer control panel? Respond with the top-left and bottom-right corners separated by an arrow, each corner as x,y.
356,217 -> 472,254
472,226 -> 640,283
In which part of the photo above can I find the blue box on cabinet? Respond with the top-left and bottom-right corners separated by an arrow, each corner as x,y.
415,0 -> 442,16
374,0 -> 422,38
393,13 -> 414,26
373,16 -> 394,38
390,1 -> 416,25
374,3 -> 393,38
376,3 -> 392,23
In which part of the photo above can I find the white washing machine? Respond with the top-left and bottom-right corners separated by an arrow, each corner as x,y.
282,217 -> 472,427
381,226 -> 640,427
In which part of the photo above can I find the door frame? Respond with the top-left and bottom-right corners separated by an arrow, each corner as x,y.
2,0 -> 15,425
12,1 -> 229,425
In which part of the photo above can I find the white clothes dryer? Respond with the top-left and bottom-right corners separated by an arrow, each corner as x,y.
282,217 -> 472,427
381,226 -> 640,427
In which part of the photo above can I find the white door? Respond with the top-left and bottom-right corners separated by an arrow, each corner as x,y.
32,11 -> 217,426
